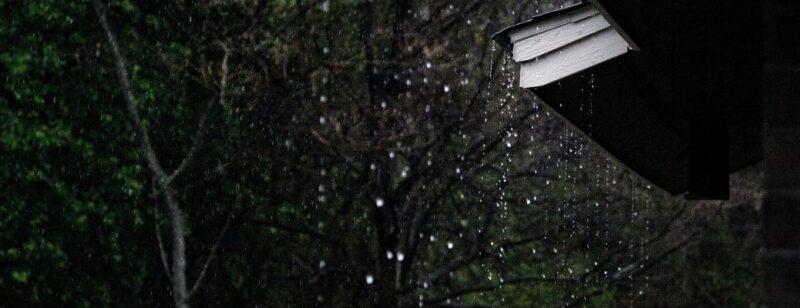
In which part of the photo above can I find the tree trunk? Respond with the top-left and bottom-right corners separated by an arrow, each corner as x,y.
94,2 -> 190,306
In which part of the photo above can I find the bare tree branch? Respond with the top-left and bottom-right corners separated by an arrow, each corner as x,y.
188,194 -> 239,298
167,43 -> 229,184
249,220 -> 341,246
426,275 -> 579,306
167,98 -> 215,184
156,222 -> 173,281
94,0 -> 168,180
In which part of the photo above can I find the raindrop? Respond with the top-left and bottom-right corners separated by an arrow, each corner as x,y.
365,275 -> 374,285
375,198 -> 384,207
447,242 -> 454,249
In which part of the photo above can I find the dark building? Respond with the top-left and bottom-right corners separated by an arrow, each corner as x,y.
494,0 -> 799,305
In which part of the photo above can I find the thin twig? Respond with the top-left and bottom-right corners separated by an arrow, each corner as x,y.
426,275 -> 579,305
167,98 -> 215,184
156,222 -> 173,280
167,45 -> 229,183
188,194 -> 239,298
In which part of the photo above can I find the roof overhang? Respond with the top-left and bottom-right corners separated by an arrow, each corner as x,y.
493,1 -> 763,199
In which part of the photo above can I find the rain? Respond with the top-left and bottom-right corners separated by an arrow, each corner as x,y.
0,0 -> 767,307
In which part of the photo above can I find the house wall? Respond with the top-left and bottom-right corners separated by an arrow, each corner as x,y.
762,0 -> 800,306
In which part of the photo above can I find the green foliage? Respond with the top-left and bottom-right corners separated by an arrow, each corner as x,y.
0,0 -> 168,305
0,0 -> 760,306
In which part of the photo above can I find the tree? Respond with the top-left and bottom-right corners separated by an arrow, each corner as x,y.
0,0 -> 760,306
93,1 -> 234,306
